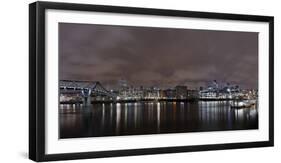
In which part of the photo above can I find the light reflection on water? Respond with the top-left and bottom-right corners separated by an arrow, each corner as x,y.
59,101 -> 258,139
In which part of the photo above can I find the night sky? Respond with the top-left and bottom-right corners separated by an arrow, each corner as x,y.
59,23 -> 258,89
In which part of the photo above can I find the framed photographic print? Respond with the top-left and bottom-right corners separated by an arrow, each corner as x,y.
29,1 -> 274,162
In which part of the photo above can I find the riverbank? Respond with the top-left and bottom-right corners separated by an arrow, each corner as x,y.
60,98 -> 249,104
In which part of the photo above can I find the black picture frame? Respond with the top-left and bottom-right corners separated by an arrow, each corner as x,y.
29,1 -> 274,162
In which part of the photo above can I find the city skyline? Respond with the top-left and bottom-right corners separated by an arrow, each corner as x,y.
59,79 -> 250,91
59,23 -> 258,89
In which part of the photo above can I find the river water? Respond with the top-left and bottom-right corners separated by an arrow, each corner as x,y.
59,101 -> 258,139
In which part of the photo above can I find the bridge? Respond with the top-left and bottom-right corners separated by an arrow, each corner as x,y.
59,80 -> 116,105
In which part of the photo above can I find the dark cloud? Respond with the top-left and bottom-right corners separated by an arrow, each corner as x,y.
59,23 -> 258,89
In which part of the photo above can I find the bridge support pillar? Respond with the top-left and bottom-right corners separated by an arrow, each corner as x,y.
82,89 -> 92,106
83,96 -> 91,106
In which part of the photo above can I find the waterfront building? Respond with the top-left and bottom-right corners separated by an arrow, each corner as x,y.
175,85 -> 188,99
187,89 -> 199,99
199,81 -> 242,99
164,89 -> 176,99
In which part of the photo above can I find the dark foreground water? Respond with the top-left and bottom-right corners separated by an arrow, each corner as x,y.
59,101 -> 258,139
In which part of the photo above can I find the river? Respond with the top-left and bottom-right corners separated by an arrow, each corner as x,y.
59,101 -> 258,138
